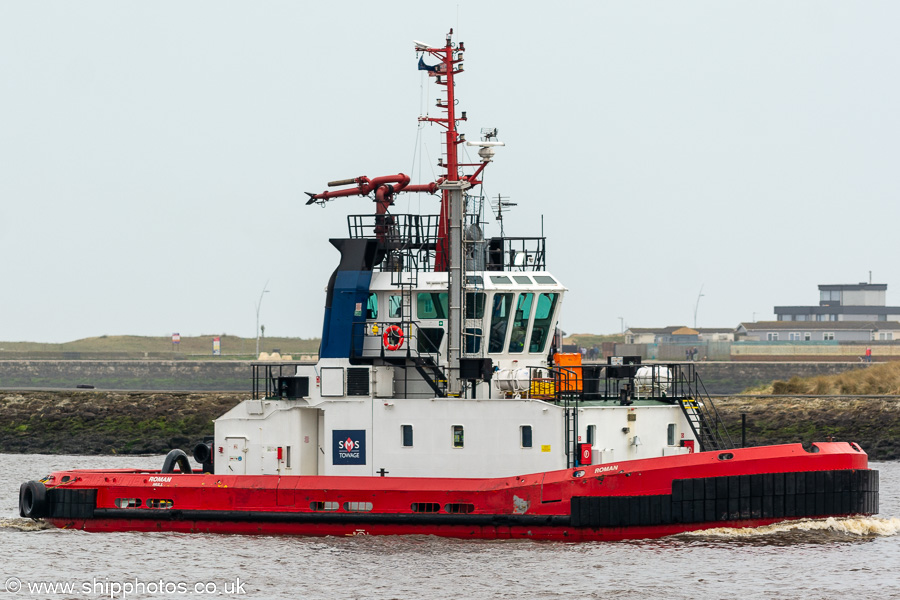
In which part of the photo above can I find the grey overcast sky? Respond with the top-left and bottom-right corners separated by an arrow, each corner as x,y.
2,1 -> 899,343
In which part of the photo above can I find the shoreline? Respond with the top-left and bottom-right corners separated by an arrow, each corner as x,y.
2,391 -> 898,460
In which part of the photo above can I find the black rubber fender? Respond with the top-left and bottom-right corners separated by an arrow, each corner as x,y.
192,442 -> 211,464
19,481 -> 48,519
161,449 -> 192,474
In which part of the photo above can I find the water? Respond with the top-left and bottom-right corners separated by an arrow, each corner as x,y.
1,454 -> 898,600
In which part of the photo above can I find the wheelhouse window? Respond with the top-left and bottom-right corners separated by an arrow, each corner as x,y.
488,293 -> 514,353
586,425 -> 596,446
417,328 -> 444,353
530,293 -> 558,353
513,275 -> 532,285
464,327 -> 483,353
465,292 -> 485,319
508,293 -> 534,353
401,424 -> 413,447
520,425 -> 533,448
490,275 -> 512,284
417,293 -> 448,319
388,295 -> 403,318
452,425 -> 464,448
366,293 -> 378,319
534,275 -> 556,284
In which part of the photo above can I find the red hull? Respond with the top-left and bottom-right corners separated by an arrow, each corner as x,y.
31,442 -> 878,542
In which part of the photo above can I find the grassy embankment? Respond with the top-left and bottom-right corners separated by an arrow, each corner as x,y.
718,361 -> 900,460
0,335 -> 320,359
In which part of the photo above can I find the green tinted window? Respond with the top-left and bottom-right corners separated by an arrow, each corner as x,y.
366,293 -> 378,319
417,293 -> 448,319
529,293 -> 558,353
488,293 -> 514,353
508,293 -> 534,353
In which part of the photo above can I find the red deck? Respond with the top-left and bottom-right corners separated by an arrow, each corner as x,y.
32,442 -> 877,541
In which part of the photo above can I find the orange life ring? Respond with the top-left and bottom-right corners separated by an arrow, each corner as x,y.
382,325 -> 404,351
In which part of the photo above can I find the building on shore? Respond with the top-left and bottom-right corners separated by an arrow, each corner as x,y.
736,320 -> 900,342
775,283 -> 900,322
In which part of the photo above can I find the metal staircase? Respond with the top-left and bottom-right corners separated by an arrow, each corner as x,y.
677,369 -> 734,452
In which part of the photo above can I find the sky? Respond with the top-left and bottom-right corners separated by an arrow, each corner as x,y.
2,1 -> 899,343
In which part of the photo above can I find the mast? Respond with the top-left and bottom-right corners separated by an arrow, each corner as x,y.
419,30 -> 465,394
417,29 -> 465,273
306,29 -> 492,274
306,30 -> 501,396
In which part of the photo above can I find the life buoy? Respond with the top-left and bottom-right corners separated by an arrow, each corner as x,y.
19,481 -> 49,519
382,325 -> 404,351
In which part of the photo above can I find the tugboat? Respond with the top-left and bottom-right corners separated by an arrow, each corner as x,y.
19,30 -> 878,541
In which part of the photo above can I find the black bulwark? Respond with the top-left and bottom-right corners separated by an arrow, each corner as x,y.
570,469 -> 878,528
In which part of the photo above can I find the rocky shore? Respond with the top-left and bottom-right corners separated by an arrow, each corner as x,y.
1,391 -> 898,460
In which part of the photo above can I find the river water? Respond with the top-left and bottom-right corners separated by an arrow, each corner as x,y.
1,454 -> 898,600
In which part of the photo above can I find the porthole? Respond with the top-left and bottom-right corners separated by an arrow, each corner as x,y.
343,501 -> 373,513
444,503 -> 475,514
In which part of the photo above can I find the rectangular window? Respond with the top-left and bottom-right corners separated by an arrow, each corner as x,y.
388,295 -> 403,318
789,332 -> 801,341
824,332 -> 835,341
804,332 -> 811,341
366,293 -> 378,319
508,293 -> 534,353
797,315 -> 808,321
667,424 -> 676,446
520,425 -> 533,448
767,333 -> 779,341
879,332 -> 893,341
534,275 -> 557,284
417,327 -> 445,353
286,446 -> 291,468
401,425 -> 413,447
488,293 -> 514,353
530,293 -> 559,353
417,293 -> 448,319
513,275 -> 532,285
452,425 -> 464,448
465,292 -> 485,319
465,275 -> 483,286
464,327 -> 482,353
586,425 -> 596,446
490,275 -> 512,284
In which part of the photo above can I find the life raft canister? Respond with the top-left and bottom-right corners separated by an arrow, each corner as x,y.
382,325 -> 404,351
